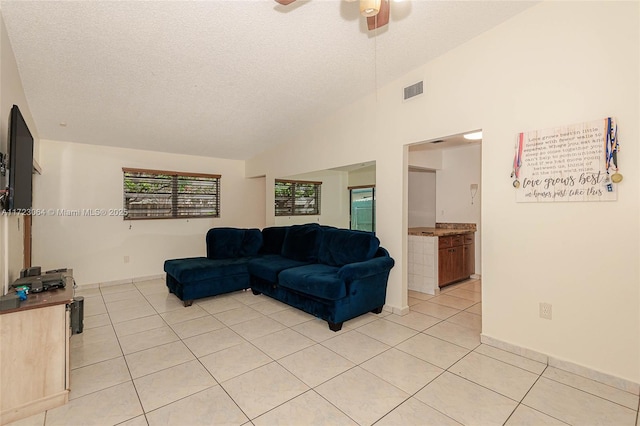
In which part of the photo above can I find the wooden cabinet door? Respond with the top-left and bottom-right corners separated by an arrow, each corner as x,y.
463,241 -> 475,277
450,246 -> 464,282
438,247 -> 453,287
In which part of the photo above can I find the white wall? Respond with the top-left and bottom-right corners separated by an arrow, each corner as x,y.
348,165 -> 376,187
436,144 -> 482,274
408,170 -> 436,228
0,11 -> 40,292
247,2 -> 640,384
274,169 -> 349,228
32,139 -> 265,286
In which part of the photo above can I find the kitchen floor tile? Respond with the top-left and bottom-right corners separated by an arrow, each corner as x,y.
321,330 -> 390,364
542,367 -> 640,410
316,366 -> 408,425
199,341 -> 272,382
182,326 -> 245,358
355,318 -> 418,346
159,304 -> 208,325
214,305 -> 263,326
222,362 -> 309,420
292,318 -> 348,342
449,352 -> 539,400
108,304 -> 157,324
44,381 -> 142,426
427,295 -> 476,310
446,288 -> 482,302
505,405 -> 569,425
196,295 -> 244,314
445,311 -> 482,331
133,360 -> 216,412
125,341 -> 195,379
251,328 -> 315,359
69,357 -> 131,400
377,397 -> 462,426
268,307 -> 315,327
361,348 -> 443,394
279,344 -> 355,388
408,290 -> 435,301
384,311 -> 442,331
112,314 -> 166,337
396,333 -> 470,369
465,302 -> 482,315
168,314 -> 225,339
229,315 -> 286,341
522,377 -> 637,425
424,321 -> 481,350
410,301 -> 460,319
118,325 -> 179,355
415,372 -> 518,426
145,385 -> 248,426
70,338 -> 123,369
253,390 -> 358,426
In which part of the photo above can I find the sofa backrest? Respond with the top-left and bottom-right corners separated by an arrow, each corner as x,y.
206,228 -> 262,259
260,226 -> 289,255
318,228 -> 380,267
280,223 -> 322,262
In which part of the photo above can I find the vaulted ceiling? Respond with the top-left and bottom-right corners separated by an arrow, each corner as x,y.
1,1 -> 535,160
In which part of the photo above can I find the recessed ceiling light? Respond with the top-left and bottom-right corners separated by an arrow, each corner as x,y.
463,131 -> 482,140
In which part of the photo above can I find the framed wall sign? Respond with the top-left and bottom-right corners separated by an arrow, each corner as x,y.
512,117 -> 620,202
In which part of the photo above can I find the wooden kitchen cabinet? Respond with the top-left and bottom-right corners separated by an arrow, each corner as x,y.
438,233 -> 475,288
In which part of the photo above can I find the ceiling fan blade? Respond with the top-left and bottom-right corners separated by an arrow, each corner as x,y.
367,0 -> 390,30
275,0 -> 297,5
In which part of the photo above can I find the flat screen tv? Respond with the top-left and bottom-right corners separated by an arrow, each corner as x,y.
7,104 -> 34,211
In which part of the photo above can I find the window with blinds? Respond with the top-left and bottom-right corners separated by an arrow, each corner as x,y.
275,179 -> 321,216
123,168 -> 220,220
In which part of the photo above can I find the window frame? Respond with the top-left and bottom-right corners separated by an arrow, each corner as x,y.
122,167 -> 221,220
274,179 -> 322,216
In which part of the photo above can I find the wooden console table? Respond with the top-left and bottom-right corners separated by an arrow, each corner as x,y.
0,274 -> 74,425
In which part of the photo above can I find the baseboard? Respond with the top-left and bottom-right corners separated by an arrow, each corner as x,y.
385,304 -> 410,316
81,274 -> 165,289
481,334 -> 640,395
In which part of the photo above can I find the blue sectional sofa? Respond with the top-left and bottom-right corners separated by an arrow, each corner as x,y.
164,223 -> 395,331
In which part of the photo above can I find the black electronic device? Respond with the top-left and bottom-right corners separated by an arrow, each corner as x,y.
20,266 -> 41,278
6,105 -> 34,211
11,272 -> 66,293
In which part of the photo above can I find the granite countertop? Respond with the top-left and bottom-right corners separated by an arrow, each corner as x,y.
408,223 -> 477,237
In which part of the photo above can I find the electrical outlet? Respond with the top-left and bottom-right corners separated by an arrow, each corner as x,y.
124,255 -> 130,264
539,302 -> 552,320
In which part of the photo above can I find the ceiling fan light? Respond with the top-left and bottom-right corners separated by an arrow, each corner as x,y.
360,0 -> 381,17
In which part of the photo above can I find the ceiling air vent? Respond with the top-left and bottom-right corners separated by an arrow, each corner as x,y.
403,81 -> 423,101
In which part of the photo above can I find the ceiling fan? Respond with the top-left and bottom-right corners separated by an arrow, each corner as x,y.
275,0 -> 390,31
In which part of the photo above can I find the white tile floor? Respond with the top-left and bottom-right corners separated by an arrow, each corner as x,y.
9,278 -> 640,426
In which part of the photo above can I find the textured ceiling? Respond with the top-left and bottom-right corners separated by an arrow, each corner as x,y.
1,1 -> 535,160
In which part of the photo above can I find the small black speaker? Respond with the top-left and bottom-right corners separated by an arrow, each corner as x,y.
70,296 -> 84,335
20,266 -> 41,278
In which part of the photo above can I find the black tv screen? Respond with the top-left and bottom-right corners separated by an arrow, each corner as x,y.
7,104 -> 34,211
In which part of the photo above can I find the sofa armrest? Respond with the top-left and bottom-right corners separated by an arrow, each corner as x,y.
337,256 -> 395,283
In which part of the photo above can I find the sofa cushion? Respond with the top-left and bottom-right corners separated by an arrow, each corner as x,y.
247,255 -> 312,283
278,264 -> 344,300
164,257 -> 249,283
318,229 -> 380,267
281,224 -> 322,262
206,228 -> 262,259
261,226 -> 289,255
